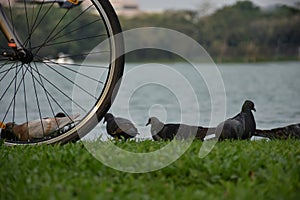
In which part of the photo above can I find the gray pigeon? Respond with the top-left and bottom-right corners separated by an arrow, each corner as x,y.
146,117 -> 206,141
103,113 -> 139,140
215,100 -> 256,140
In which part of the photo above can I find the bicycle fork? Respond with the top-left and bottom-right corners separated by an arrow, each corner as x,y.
0,3 -> 32,63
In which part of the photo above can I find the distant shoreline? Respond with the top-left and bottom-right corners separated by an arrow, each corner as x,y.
124,57 -> 300,64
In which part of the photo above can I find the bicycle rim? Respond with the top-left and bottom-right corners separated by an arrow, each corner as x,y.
0,0 -> 124,145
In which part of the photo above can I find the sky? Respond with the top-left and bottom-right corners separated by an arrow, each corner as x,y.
137,0 -> 300,11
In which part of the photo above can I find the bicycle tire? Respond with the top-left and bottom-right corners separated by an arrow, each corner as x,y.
0,0 -> 124,145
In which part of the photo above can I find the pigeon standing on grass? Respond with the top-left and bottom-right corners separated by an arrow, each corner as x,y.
103,113 -> 139,140
146,117 -> 206,141
146,117 -> 178,141
215,100 -> 256,140
0,113 -> 80,141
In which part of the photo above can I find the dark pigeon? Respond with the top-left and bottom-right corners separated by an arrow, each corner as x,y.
215,100 -> 256,140
146,117 -> 178,141
103,113 -> 139,140
146,117 -> 207,141
255,123 -> 300,140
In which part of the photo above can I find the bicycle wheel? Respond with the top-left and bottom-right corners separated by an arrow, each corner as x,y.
0,0 -> 124,145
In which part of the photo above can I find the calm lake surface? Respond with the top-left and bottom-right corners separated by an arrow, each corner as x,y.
2,61 -> 299,140
93,61 -> 300,140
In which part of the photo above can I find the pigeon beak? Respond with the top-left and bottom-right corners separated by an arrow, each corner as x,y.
253,107 -> 256,112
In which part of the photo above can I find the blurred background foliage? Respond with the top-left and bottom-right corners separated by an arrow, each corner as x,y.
1,1 -> 299,62
120,1 -> 300,62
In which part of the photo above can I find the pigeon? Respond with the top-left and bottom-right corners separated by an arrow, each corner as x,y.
215,100 -> 256,140
0,113 -> 80,141
196,127 -> 216,141
146,117 -> 178,141
146,117 -> 206,141
103,113 -> 139,140
255,123 -> 300,140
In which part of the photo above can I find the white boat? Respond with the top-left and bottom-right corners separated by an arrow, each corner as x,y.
53,52 -> 74,65
44,52 -> 74,65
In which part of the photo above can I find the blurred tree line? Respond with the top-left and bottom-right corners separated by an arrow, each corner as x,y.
120,1 -> 300,62
1,1 -> 299,63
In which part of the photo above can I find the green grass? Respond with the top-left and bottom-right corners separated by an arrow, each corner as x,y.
1,140 -> 300,200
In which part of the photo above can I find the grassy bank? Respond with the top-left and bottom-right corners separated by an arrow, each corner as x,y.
1,140 -> 300,200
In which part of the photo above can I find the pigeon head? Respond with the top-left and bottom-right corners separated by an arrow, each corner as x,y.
103,113 -> 114,124
146,117 -> 164,132
0,122 -> 16,140
4,122 -> 15,130
55,112 -> 66,118
146,117 -> 160,126
242,100 -> 256,112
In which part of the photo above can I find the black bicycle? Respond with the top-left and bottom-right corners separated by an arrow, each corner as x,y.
0,0 -> 124,145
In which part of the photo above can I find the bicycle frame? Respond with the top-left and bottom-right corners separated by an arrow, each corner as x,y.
0,1 -> 81,63
0,0 -> 125,145
0,3 -> 25,60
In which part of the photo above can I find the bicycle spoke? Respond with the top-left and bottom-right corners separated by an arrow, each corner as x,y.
42,62 -> 98,100
28,70 -> 82,119
23,0 -> 31,48
35,51 -> 111,67
51,18 -> 102,42
49,63 -> 104,84
32,61 -> 76,126
1,64 -> 29,123
48,4 -> 98,42
28,66 -> 87,112
21,66 -> 29,127
31,34 -> 106,51
30,0 -> 55,36
0,61 -> 19,75
35,56 -> 107,84
29,0 -> 42,39
12,60 -> 19,123
0,63 -> 23,102
28,64 -> 46,136
34,7 -> 71,55
0,62 -> 23,77
32,62 -> 58,121
23,0 -> 56,48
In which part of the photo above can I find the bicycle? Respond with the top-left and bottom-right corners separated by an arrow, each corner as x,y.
0,0 -> 125,145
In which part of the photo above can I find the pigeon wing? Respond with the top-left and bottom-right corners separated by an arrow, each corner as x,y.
216,118 -> 244,140
55,113 -> 80,128
106,118 -> 119,135
114,117 -> 138,136
159,124 -> 179,140
28,113 -> 80,139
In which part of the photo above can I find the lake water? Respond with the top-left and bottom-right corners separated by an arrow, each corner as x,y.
87,61 -> 300,140
1,61 -> 299,140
